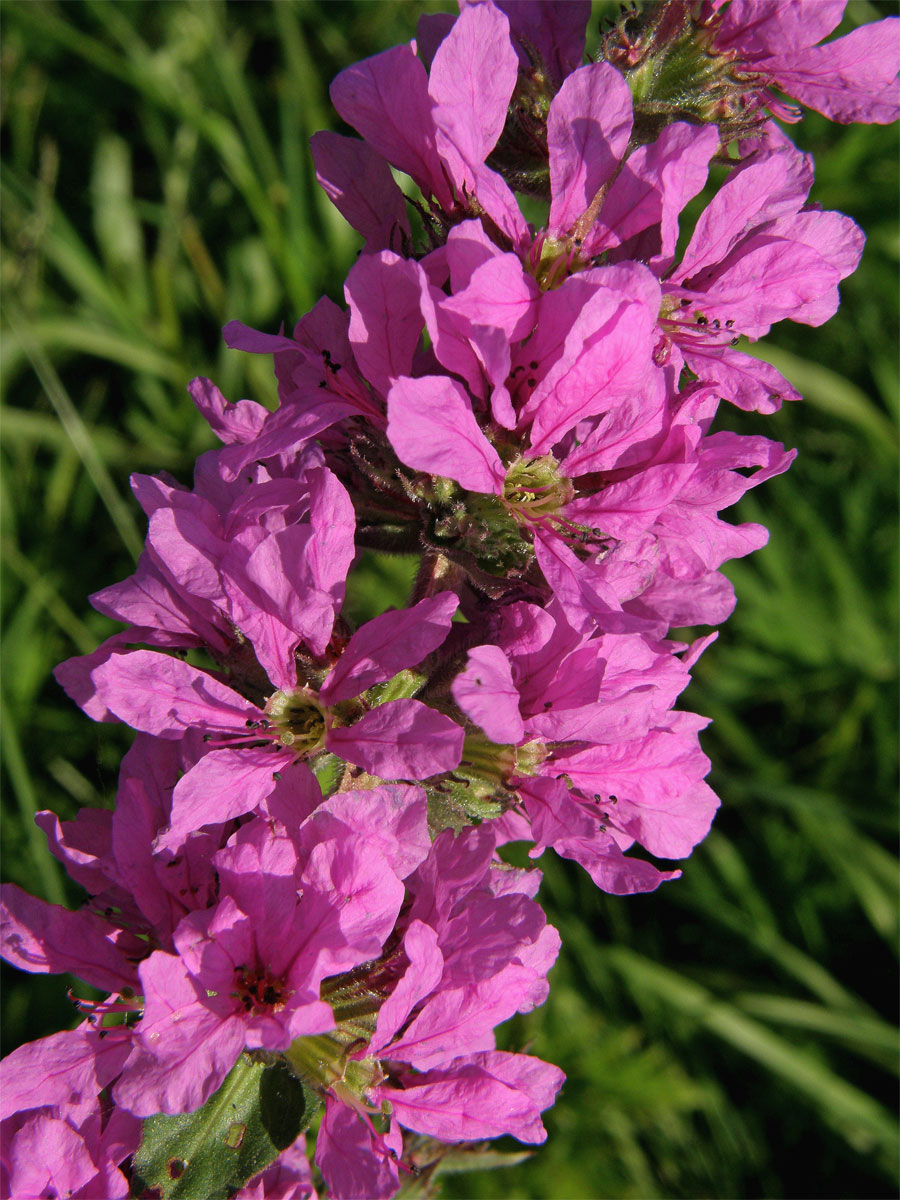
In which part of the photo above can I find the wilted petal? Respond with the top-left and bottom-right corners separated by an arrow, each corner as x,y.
188,377 -> 268,445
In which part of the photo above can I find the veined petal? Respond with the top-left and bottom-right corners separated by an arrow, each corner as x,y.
88,650 -> 260,738
429,1 -> 518,166
1,884 -> 137,993
387,376 -> 505,494
320,593 -> 458,705
548,62 -> 633,235
451,645 -> 525,744
160,748 -> 286,852
328,699 -> 463,780
330,43 -> 448,207
310,130 -> 410,249
345,252 -> 425,397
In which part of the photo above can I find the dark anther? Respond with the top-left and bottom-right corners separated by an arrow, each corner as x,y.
544,700 -> 553,709
273,771 -> 283,782
527,377 -> 536,387
696,314 -> 708,326
725,319 -> 735,328
529,360 -> 538,369
680,297 -> 691,307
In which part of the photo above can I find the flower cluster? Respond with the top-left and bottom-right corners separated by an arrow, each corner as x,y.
2,2 -> 896,1196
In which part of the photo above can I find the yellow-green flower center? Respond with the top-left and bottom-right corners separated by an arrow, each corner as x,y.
265,688 -> 328,755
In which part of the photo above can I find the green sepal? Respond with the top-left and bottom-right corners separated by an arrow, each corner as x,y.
312,752 -> 344,797
130,1054 -> 321,1199
366,668 -> 428,706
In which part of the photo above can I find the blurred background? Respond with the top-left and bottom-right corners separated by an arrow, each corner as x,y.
1,2 -> 897,1197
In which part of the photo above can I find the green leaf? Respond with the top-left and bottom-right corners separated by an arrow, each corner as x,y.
131,1056 -> 321,1200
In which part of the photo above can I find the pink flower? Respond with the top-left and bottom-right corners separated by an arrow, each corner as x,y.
1,1105 -> 139,1200
654,142 -> 865,411
713,0 -> 900,126
449,602 -> 719,893
114,789 -> 431,1118
58,592 -> 464,850
327,3 -> 529,250
283,826 -> 562,1199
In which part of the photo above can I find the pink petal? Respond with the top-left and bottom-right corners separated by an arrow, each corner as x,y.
442,253 -> 539,340
682,343 -> 801,413
675,147 -> 813,282
114,953 -> 244,1117
310,785 -> 432,881
330,44 -> 448,206
0,1027 -> 131,1120
160,748 -> 286,852
594,122 -> 719,268
523,778 -> 678,894
378,1051 -> 562,1144
187,377 -> 268,445
345,252 -> 425,396
387,376 -> 504,494
328,699 -> 463,780
548,62 -> 633,235
451,645 -> 525,744
766,20 -> 900,124
369,920 -> 444,1054
716,0 -> 846,56
310,130 -> 410,249
494,0 -> 590,84
558,713 -> 720,859
89,649 -> 259,737
1,883 -> 136,993
316,1101 -> 399,1200
430,2 -> 518,166
320,593 -> 458,704
9,1115 -> 99,1200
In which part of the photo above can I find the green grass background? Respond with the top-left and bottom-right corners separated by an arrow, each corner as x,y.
1,2 -> 897,1197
